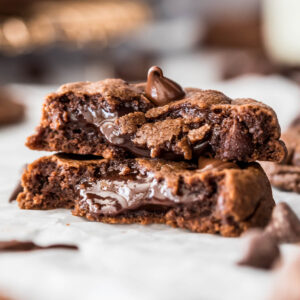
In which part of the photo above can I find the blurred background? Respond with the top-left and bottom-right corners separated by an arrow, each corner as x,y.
0,0 -> 299,86
1,0 -> 300,131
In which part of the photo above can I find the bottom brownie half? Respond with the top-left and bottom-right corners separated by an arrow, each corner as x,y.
17,154 -> 275,237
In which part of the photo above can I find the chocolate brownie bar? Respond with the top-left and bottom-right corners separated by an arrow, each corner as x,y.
17,153 -> 275,237
0,88 -> 24,125
262,122 -> 300,192
26,67 -> 286,162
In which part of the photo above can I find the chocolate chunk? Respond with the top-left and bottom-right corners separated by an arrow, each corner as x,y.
265,202 -> 300,243
0,88 -> 25,126
17,153 -> 275,237
145,66 -> 185,106
0,240 -> 78,252
237,229 -> 280,270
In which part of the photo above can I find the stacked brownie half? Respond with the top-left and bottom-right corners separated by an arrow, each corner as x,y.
17,66 -> 287,237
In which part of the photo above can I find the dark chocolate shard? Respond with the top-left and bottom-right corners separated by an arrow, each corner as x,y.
237,229 -> 280,270
145,66 -> 185,106
0,240 -> 78,252
265,202 -> 300,243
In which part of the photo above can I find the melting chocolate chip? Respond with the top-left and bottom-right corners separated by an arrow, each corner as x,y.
0,240 -> 78,252
145,66 -> 185,106
265,202 -> 300,243
237,229 -> 280,270
198,157 -> 238,172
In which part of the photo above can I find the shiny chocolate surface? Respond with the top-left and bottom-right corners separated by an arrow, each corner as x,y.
145,66 -> 185,106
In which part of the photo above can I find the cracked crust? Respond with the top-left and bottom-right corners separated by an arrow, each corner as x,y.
26,79 -> 286,162
17,154 -> 274,237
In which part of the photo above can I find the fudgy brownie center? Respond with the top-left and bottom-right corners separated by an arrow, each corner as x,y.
77,173 -> 205,217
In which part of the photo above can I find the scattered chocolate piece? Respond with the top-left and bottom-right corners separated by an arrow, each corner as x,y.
265,202 -> 300,243
17,153 -> 275,237
0,88 -> 25,126
268,255 -> 300,300
237,229 -> 280,270
145,66 -> 185,106
0,240 -> 78,252
262,117 -> 300,192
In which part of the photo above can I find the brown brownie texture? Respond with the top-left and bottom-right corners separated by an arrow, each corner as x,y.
262,122 -> 300,192
17,153 -> 275,237
26,77 -> 286,162
0,88 -> 25,125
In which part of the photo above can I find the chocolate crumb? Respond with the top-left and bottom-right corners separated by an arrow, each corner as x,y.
265,202 -> 300,243
237,229 -> 280,270
0,240 -> 78,252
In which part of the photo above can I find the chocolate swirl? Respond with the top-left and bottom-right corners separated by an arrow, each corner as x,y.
145,66 -> 185,106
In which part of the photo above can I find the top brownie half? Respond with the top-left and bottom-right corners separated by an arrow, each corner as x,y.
26,67 -> 286,162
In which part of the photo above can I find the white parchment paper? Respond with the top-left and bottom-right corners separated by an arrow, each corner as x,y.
0,77 -> 300,300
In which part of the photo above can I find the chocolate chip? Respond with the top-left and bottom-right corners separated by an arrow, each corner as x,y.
265,202 -> 300,243
0,240 -> 78,252
237,229 -> 280,270
145,66 -> 185,106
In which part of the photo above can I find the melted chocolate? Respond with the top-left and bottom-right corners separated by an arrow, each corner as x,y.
78,174 -> 201,217
71,104 -> 151,156
0,240 -> 78,252
78,157 -> 237,218
145,66 -> 185,106
198,157 -> 238,171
